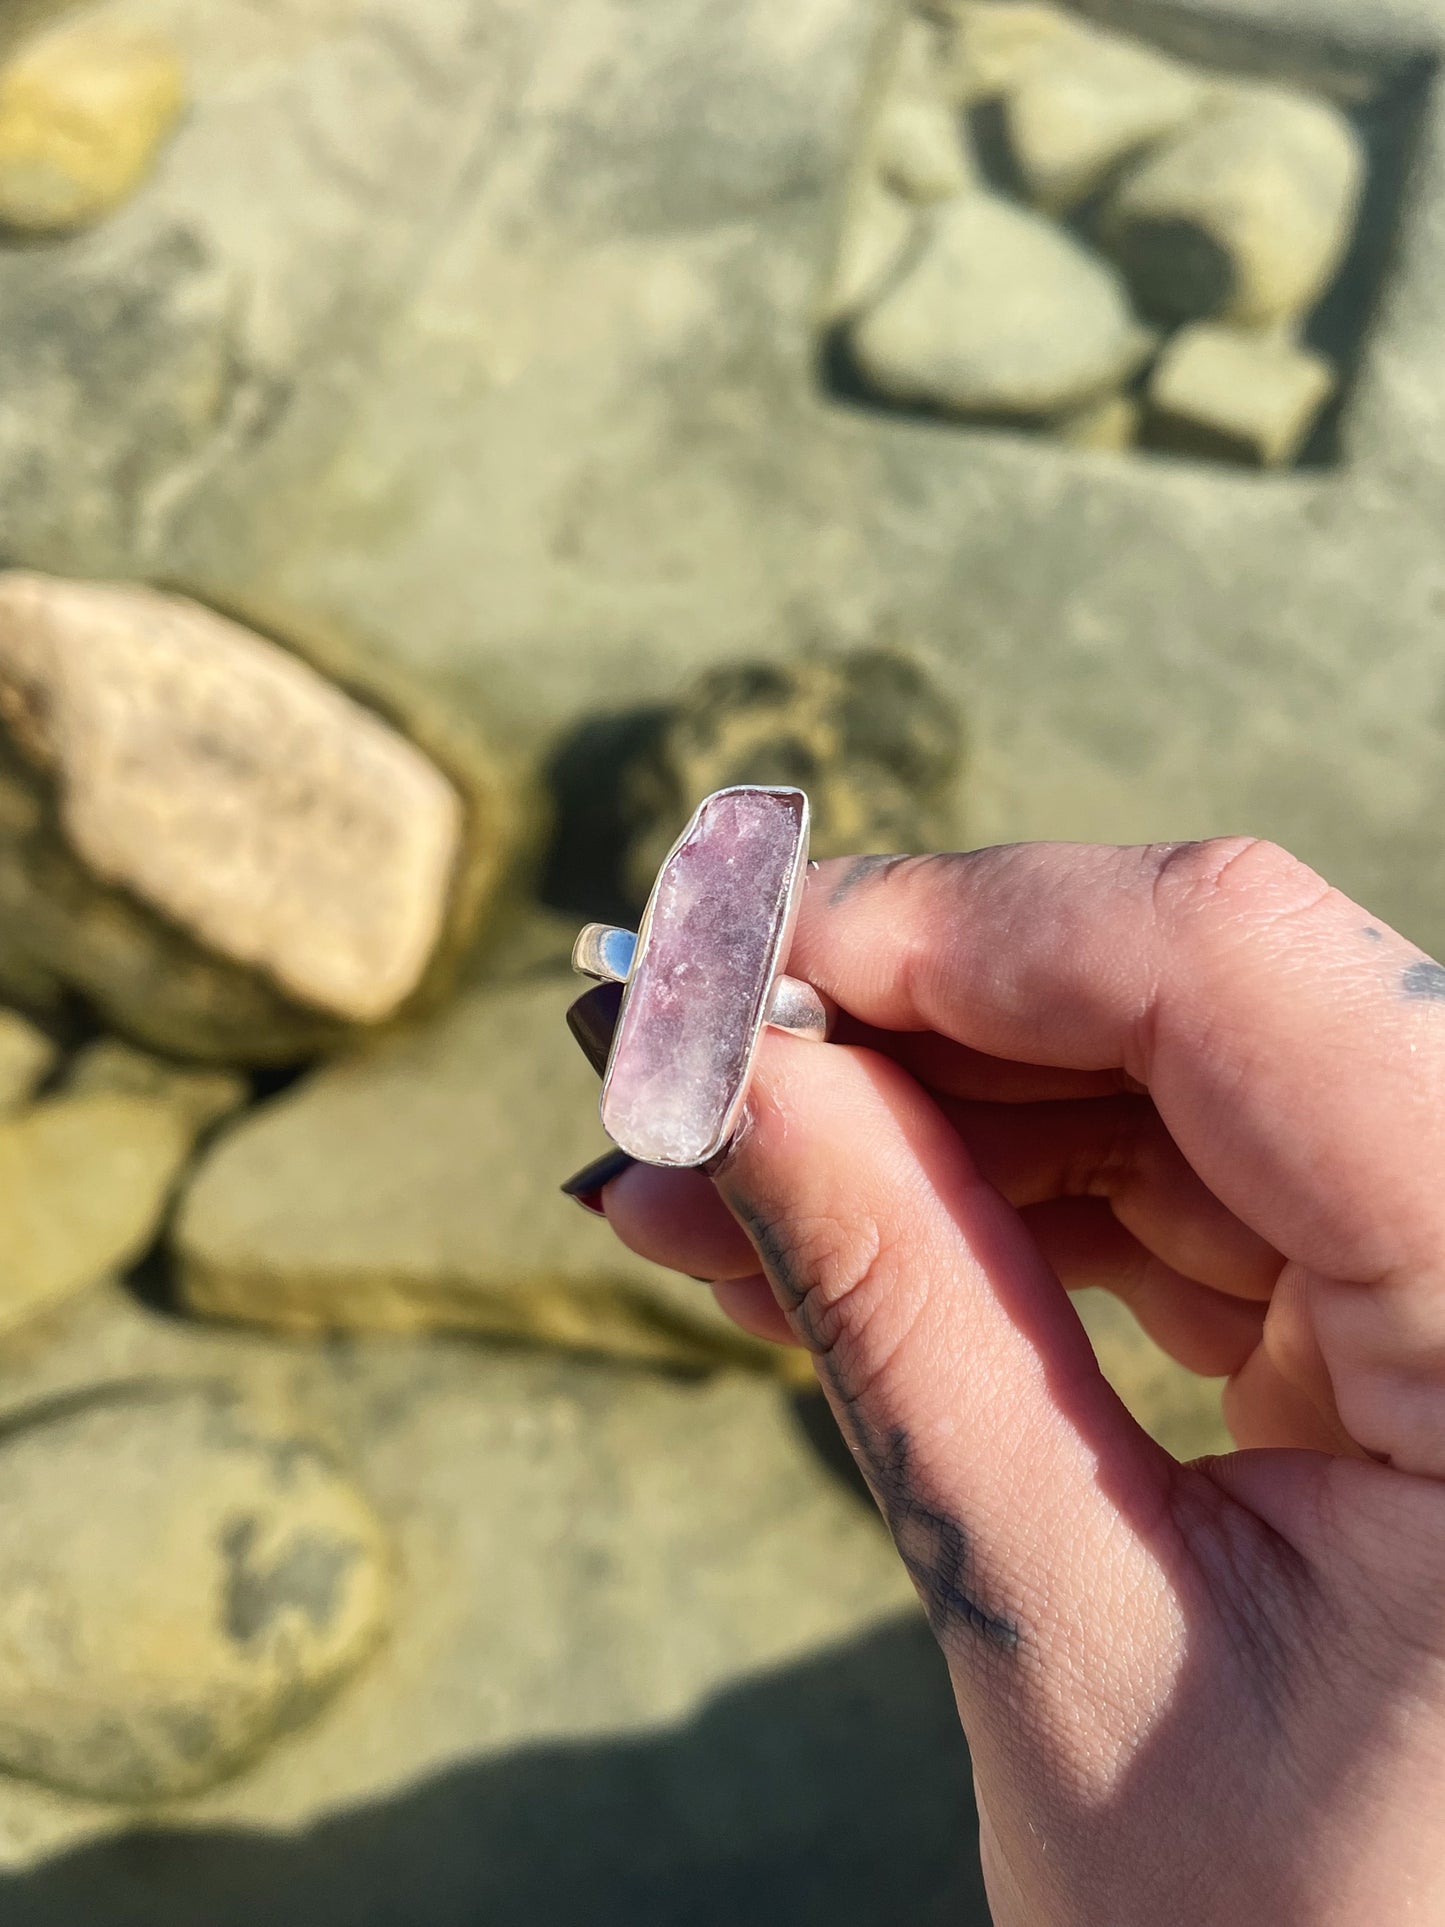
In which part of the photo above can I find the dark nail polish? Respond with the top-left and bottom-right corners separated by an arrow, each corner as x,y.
560,1146 -> 635,1210
567,981 -> 623,1078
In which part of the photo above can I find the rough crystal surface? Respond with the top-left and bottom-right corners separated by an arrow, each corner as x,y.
602,789 -> 804,1165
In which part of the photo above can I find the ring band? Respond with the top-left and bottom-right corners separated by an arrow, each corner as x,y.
570,785 -> 829,1168
572,923 -> 830,1043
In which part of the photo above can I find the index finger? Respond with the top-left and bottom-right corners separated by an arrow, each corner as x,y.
792,839 -> 1445,1325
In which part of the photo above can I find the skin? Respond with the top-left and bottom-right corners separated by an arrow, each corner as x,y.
593,838 -> 1445,1926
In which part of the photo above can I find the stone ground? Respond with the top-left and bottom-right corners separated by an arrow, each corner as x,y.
0,0 -> 1441,1916
0,1284 -> 988,1926
4,0 -> 1445,945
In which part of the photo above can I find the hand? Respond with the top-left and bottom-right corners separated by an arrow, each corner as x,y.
594,839 -> 1445,1926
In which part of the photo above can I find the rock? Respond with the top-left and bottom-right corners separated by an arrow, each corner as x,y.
0,574 -> 526,1063
824,178 -> 917,322
1057,390 -> 1141,453
874,94 -> 973,202
175,975 -> 805,1376
0,1293 -> 958,1917
0,15 -> 185,235
1147,322 -> 1336,468
1100,85 -> 1365,326
619,651 -> 965,910
936,1 -> 1082,106
66,1037 -> 248,1135
0,1008 -> 54,1114
1003,28 -> 1208,212
1077,1288 -> 1231,1460
851,192 -> 1151,419
0,1380 -> 388,1801
0,1091 -> 195,1334
0,0 -> 1438,1117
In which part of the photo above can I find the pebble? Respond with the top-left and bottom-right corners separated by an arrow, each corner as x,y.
1101,84 -> 1365,325
0,18 -> 185,235
1057,390 -> 1142,453
621,650 -> 965,907
826,178 -> 916,322
1004,28 -> 1208,211
851,192 -> 1152,419
875,94 -> 974,203
0,1091 -> 192,1336
938,1 -> 1081,105
1146,321 -> 1336,467
0,1007 -> 54,1113
66,1037 -> 249,1136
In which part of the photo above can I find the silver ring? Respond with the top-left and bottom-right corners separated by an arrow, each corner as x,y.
571,785 -> 830,1168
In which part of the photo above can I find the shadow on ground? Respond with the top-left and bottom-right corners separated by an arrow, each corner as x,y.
1,1617 -> 990,1927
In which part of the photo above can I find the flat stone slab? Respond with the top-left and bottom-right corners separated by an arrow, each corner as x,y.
176,972 -> 803,1374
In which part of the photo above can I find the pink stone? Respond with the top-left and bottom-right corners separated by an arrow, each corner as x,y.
601,787 -> 808,1166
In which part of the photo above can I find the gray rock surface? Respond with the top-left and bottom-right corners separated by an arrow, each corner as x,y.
0,1091 -> 193,1335
1101,83 -> 1365,325
1147,321 -> 1337,467
175,975 -> 800,1375
0,574 -> 527,1062
0,1378 -> 389,1801
0,14 -> 186,235
851,191 -> 1151,417
0,1009 -> 54,1114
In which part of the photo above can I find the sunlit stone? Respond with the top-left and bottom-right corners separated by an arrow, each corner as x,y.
601,788 -> 807,1166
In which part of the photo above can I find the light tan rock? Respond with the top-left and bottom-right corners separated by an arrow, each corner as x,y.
1101,84 -> 1365,325
0,575 -> 528,1061
851,192 -> 1151,418
66,1037 -> 248,1135
1147,322 -> 1336,467
1057,390 -> 1141,452
176,975 -> 809,1377
1004,30 -> 1208,211
0,16 -> 185,235
0,1091 -> 192,1334
0,573 -> 461,1027
936,1 -> 1081,105
874,94 -> 974,203
0,1380 -> 389,1800
0,1007 -> 54,1113
887,13 -> 951,102
825,178 -> 917,322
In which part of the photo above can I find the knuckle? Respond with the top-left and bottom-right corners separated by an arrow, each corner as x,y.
1142,836 -> 1331,936
783,1209 -> 886,1357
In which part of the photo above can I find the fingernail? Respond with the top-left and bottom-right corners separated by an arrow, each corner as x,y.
561,1146 -> 635,1213
567,982 -> 624,1078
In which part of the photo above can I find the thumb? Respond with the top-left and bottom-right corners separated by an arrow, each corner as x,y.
713,1032 -> 1191,1758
